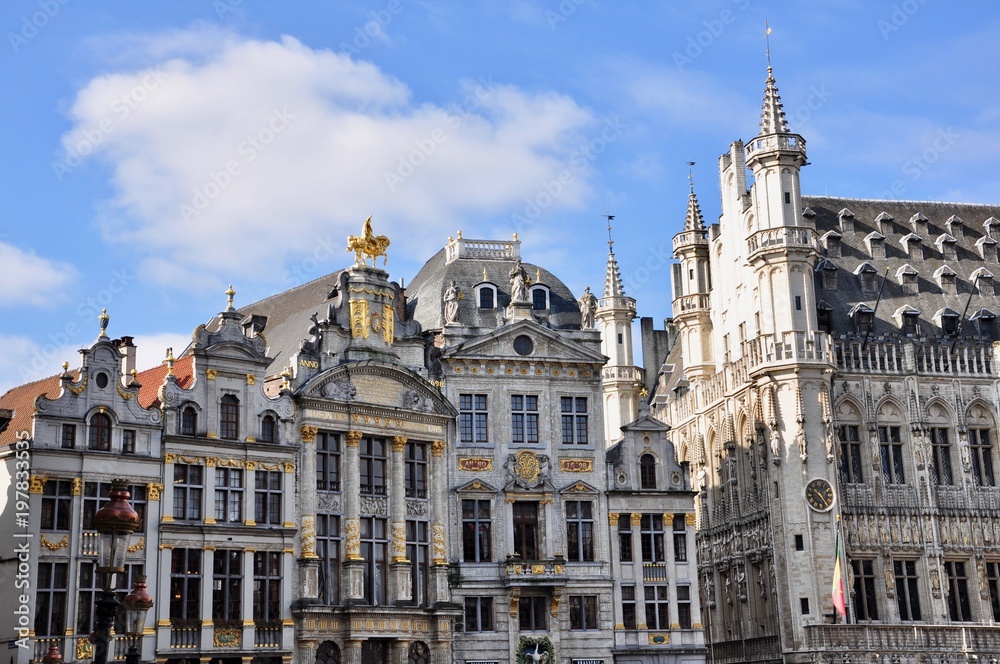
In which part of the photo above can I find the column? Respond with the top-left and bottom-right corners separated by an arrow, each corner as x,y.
200,547 -> 216,650
296,640 -> 318,664
241,549 -> 255,650
299,427 -> 320,600
161,456 -> 175,522
429,440 -> 449,603
202,459 -> 217,525
343,639 -> 362,664
155,544 -> 173,653
388,436 -> 411,604
390,639 -> 410,664
631,512 -> 647,629
343,431 -> 365,602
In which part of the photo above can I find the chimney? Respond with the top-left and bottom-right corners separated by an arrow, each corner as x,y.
116,336 -> 136,384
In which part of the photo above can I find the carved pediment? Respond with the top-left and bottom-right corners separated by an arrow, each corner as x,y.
457,479 -> 499,494
299,362 -> 457,416
443,320 -> 605,364
559,480 -> 598,494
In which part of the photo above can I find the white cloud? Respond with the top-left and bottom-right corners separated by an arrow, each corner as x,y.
132,331 -> 193,373
0,241 -> 76,307
59,30 -> 597,290
0,334 -> 81,396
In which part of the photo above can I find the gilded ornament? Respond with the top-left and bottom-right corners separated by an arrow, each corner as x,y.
513,450 -> 541,483
29,475 -> 47,494
391,436 -> 408,453
382,303 -> 395,344
284,463 -> 295,473
116,381 -> 134,400
128,537 -> 145,553
346,215 -> 390,267
432,523 -> 446,564
71,478 -> 83,496
431,440 -> 446,457
206,369 -> 218,380
76,638 -> 94,660
300,426 -> 319,444
346,431 -> 363,448
67,375 -> 88,395
40,534 -> 69,550
214,627 -> 241,648
246,374 -> 256,385
391,522 -> 408,560
345,518 -> 362,559
301,515 -> 318,559
349,299 -> 371,339
608,512 -> 620,526
147,483 -> 163,500
631,513 -> 642,526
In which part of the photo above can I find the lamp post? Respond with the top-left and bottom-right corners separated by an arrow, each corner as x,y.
91,479 -> 141,664
123,576 -> 154,664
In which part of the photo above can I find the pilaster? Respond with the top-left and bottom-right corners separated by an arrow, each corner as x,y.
389,436 -> 411,603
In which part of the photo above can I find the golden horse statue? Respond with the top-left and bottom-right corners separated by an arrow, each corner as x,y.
346,215 -> 390,267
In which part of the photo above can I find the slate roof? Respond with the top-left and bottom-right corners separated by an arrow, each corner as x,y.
804,196 -> 1000,339
405,246 -> 583,330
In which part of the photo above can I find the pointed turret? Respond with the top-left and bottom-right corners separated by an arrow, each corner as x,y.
759,66 -> 789,136
684,187 -> 706,232
671,164 -> 713,381
596,212 -> 643,445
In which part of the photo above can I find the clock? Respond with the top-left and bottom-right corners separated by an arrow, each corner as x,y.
805,478 -> 835,512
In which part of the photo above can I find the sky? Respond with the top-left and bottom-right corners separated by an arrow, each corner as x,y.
2,1 -> 999,395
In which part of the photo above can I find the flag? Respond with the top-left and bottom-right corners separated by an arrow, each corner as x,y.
831,530 -> 847,619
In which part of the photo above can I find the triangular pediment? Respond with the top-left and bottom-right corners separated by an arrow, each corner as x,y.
298,361 -> 457,416
559,480 -> 599,495
457,478 -> 499,494
622,413 -> 671,433
443,319 -> 605,364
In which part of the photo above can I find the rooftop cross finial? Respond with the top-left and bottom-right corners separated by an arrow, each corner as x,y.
764,19 -> 773,70
603,209 -> 616,254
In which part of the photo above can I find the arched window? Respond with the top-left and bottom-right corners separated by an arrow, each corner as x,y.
181,406 -> 197,436
478,285 -> 496,309
315,641 -> 341,664
408,641 -> 430,664
531,286 -> 549,310
640,454 -> 657,489
88,413 -> 112,451
260,415 -> 276,443
220,395 -> 240,440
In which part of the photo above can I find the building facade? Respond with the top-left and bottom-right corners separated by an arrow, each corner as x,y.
643,64 -> 1000,662
2,230 -> 703,664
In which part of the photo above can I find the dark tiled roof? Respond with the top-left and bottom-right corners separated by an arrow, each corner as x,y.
805,196 -> 1000,339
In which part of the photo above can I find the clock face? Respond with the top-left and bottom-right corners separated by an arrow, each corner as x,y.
805,478 -> 835,512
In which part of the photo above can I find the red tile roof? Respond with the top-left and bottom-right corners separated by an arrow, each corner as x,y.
135,356 -> 194,409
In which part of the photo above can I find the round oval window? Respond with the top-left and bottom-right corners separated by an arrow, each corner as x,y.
95,372 -> 109,389
513,335 -> 533,356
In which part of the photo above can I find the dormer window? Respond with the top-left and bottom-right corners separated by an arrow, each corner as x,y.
815,259 -> 837,291
984,216 -> 1000,240
935,266 -> 957,295
821,231 -> 842,258
935,308 -> 960,336
476,284 -> 497,310
875,211 -> 894,235
865,232 -> 885,259
909,212 -> 929,236
900,233 -> 924,259
974,269 -> 995,296
850,304 -> 874,335
838,208 -> 855,233
935,234 -> 958,261
817,302 -> 834,334
894,306 -> 920,337
896,265 -> 918,295
976,236 -> 998,262
855,263 -> 878,293
530,285 -> 549,311
946,215 -> 964,239
972,309 -> 997,340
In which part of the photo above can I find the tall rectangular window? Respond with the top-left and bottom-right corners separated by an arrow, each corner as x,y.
360,438 -> 387,495
254,552 -> 282,624
850,559 -> 879,621
878,426 -> 905,484
513,501 -> 539,560
677,586 -> 692,628
462,499 -> 492,562
316,513 -> 340,605
459,394 -> 489,444
464,597 -> 493,631
255,470 -> 282,525
215,468 -> 244,523
930,427 -> 954,485
40,479 -> 73,531
970,428 -> 996,487
560,397 -> 588,444
621,585 -> 637,629
213,550 -> 242,624
511,395 -> 539,444
61,424 -> 76,449
406,520 -> 429,607
673,514 -> 688,562
838,425 -> 864,484
361,517 -> 388,605
405,441 -> 428,499
569,595 -> 598,630
170,548 -> 202,622
640,514 -> 665,562
618,514 -> 633,562
893,560 -> 921,621
316,432 -> 341,492
518,596 -> 547,631
945,560 -> 972,621
173,464 -> 203,521
987,561 -> 1000,622
220,394 -> 240,440
644,585 -> 669,630
122,429 -> 136,454
34,562 -> 68,636
566,501 -> 594,562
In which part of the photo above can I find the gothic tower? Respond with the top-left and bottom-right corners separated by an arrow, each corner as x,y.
671,170 -> 714,381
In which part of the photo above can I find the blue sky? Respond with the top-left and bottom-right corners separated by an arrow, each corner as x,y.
2,1 -> 999,394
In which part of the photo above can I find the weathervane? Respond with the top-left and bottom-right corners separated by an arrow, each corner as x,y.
603,208 -> 616,253
687,160 -> 696,193
764,20 -> 773,69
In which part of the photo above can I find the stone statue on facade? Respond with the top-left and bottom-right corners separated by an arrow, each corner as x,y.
578,286 -> 597,328
509,259 -> 528,303
444,280 -> 460,325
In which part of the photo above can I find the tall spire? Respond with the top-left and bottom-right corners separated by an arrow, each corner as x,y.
603,211 -> 626,297
685,161 -> 705,231
759,21 -> 789,136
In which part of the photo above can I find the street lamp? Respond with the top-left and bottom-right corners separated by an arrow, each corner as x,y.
91,479 -> 141,664
122,576 -> 154,664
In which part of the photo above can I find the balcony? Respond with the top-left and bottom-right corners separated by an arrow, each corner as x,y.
803,623 -> 1000,655
746,226 -> 817,261
745,331 -> 833,374
255,620 -> 283,648
500,557 -> 568,586
745,133 -> 806,158
642,563 -> 668,582
672,229 -> 709,251
169,619 -> 201,649
602,365 -> 644,382
673,293 -> 710,314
